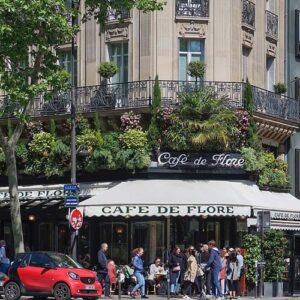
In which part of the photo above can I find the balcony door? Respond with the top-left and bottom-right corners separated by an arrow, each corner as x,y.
179,39 -> 205,81
108,42 -> 128,84
266,57 -> 275,91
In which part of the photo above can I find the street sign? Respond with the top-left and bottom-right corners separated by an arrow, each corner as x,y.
64,196 -> 79,207
69,209 -> 83,230
64,184 -> 80,192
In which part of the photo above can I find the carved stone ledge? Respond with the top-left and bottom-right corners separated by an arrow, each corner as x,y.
178,21 -> 207,38
242,27 -> 254,48
266,41 -> 277,57
105,26 -> 129,42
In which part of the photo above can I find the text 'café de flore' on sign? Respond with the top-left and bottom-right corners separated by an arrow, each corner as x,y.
1,151 -> 300,294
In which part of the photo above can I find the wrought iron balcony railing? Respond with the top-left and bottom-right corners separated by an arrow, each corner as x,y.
0,81 -> 298,123
106,9 -> 130,21
266,10 -> 278,39
176,0 -> 209,18
242,0 -> 255,28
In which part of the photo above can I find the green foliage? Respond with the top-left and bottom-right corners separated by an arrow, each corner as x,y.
0,147 -> 5,175
262,230 -> 287,282
148,75 -> 162,152
98,62 -> 118,80
241,147 -> 266,172
26,131 -> 69,177
244,79 -> 260,150
77,129 -> 103,154
15,143 -> 28,167
120,129 -> 148,150
241,148 -> 290,189
50,119 -> 56,137
242,234 -> 262,284
164,88 -> 237,151
187,61 -> 206,81
116,148 -> 151,171
273,83 -> 287,94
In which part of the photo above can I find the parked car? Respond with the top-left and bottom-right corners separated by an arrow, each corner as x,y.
4,252 -> 102,300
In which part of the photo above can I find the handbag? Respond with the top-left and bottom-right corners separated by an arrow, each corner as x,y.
196,264 -> 204,277
172,265 -> 180,272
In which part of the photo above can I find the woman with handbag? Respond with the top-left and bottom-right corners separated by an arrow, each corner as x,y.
226,251 -> 240,300
182,246 -> 197,299
169,246 -> 183,297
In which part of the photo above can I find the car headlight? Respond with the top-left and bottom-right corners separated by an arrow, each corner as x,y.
68,272 -> 79,280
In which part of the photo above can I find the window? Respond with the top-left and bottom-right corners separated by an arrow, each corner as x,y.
242,47 -> 251,81
108,43 -> 128,84
179,39 -> 205,81
58,49 -> 78,86
29,253 -> 52,268
266,0 -> 275,13
295,10 -> 300,58
266,57 -> 275,91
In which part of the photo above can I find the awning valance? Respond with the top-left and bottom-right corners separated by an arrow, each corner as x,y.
271,219 -> 300,231
79,180 -> 263,217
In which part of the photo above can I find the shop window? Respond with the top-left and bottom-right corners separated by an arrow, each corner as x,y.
39,223 -> 54,251
179,39 -> 205,81
100,222 -> 128,265
57,49 -> 78,86
108,43 -> 128,84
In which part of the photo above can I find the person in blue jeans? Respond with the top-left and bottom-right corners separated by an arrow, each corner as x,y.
169,246 -> 184,296
131,248 -> 148,299
206,240 -> 223,300
97,243 -> 111,297
0,240 -> 10,274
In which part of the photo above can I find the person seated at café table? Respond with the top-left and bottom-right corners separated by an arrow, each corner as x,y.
147,257 -> 165,293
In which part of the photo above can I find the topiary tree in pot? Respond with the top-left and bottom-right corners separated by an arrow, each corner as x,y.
187,61 -> 206,83
94,62 -> 119,107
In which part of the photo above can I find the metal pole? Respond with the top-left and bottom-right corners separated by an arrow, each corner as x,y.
255,261 -> 258,298
70,0 -> 77,260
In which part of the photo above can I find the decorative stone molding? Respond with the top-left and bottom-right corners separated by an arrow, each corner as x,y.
242,28 -> 254,48
178,21 -> 207,38
266,41 -> 277,57
105,26 -> 129,42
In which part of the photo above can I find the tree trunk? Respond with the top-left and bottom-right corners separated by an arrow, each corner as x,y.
4,144 -> 24,254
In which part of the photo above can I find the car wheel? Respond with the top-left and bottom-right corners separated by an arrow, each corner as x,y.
53,283 -> 71,300
33,297 -> 48,300
4,282 -> 21,300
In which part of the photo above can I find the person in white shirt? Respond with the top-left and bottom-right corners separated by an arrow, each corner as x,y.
147,257 -> 164,294
0,240 -> 10,274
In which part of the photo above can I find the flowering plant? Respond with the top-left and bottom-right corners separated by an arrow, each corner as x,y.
120,111 -> 142,131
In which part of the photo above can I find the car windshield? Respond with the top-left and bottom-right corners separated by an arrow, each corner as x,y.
48,253 -> 82,269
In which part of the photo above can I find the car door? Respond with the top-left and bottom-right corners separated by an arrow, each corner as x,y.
18,253 -> 55,292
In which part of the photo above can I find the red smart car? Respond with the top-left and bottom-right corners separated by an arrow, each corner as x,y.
4,252 -> 102,300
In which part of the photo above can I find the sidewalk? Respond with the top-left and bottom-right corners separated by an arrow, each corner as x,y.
103,296 -> 299,300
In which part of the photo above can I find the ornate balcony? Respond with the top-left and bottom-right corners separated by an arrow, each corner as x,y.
266,10 -> 278,39
106,9 -> 130,21
0,81 -> 299,123
176,0 -> 209,18
242,0 -> 255,28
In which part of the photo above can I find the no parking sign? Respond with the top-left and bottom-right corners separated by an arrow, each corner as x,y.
69,209 -> 83,230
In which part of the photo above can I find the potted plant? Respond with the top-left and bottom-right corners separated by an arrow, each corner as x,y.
94,62 -> 119,108
262,230 -> 287,297
187,61 -> 206,90
273,82 -> 287,95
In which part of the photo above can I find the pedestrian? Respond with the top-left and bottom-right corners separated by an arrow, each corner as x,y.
107,260 -> 117,293
205,240 -> 223,300
219,249 -> 227,296
182,246 -> 197,299
235,248 -> 244,297
130,247 -> 148,299
226,251 -> 240,299
169,245 -> 184,297
201,244 -> 211,296
97,243 -> 111,297
195,243 -> 204,296
0,240 -> 10,274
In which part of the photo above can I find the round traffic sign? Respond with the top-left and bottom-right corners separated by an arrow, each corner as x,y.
69,209 -> 83,230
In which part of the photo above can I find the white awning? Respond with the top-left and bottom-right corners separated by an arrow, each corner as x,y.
271,219 -> 300,231
79,180 -> 263,217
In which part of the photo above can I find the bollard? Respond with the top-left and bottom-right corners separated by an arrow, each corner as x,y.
166,268 -> 170,300
118,269 -> 125,300
254,261 -> 258,298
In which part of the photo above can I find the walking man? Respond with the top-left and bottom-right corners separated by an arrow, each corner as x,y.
206,240 -> 223,300
97,243 -> 110,297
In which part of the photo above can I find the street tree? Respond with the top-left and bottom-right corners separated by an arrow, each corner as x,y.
0,0 -> 164,254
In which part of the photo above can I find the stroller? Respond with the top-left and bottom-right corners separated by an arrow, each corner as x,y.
116,264 -> 137,295
197,263 -> 207,298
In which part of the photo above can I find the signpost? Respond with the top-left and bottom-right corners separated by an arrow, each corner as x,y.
64,184 -> 80,260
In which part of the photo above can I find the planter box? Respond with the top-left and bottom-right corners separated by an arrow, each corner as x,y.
264,282 -> 283,297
